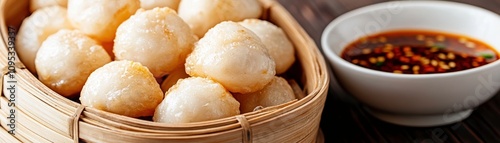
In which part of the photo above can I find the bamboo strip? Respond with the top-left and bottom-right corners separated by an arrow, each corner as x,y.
0,97 -> 73,143
0,108 -> 49,143
12,120 -> 52,143
15,70 -> 80,115
79,99 -> 297,135
78,121 -> 242,143
10,82 -> 72,136
0,125 -> 20,143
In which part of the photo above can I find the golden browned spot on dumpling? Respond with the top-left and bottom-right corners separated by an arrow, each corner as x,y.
35,29 -> 110,97
16,6 -> 73,73
139,0 -> 180,10
67,0 -> 140,42
29,0 -> 67,12
114,7 -> 196,78
177,0 -> 262,37
80,61 -> 163,118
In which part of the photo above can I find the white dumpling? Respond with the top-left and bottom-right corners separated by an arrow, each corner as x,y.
114,7 -> 196,78
153,77 -> 240,123
239,19 -> 296,74
30,0 -> 67,12
35,30 -> 111,97
16,6 -> 73,73
234,76 -> 296,113
67,0 -> 140,42
80,61 -> 164,118
185,21 -> 275,94
139,0 -> 180,10
178,0 -> 262,37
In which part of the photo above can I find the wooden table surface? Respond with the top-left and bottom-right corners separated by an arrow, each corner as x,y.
277,0 -> 500,142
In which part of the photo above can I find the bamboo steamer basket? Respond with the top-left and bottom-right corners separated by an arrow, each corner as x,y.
0,0 -> 330,142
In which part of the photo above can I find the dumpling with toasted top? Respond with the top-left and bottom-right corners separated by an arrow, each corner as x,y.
234,76 -> 296,113
153,77 -> 240,123
35,29 -> 111,97
177,0 -> 262,37
16,6 -> 73,73
139,0 -> 181,10
114,7 -> 196,78
67,0 -> 140,42
80,61 -> 164,118
185,21 -> 276,94
239,19 -> 296,74
30,0 -> 67,12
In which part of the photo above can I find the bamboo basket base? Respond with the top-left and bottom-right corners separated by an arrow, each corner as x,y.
0,127 -> 325,143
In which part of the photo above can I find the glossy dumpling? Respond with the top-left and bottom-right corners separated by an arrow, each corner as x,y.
67,0 -> 140,42
153,77 -> 240,123
185,21 -> 275,94
35,29 -> 111,97
30,0 -> 67,12
80,61 -> 163,117
234,76 -> 296,113
16,6 -> 73,73
114,7 -> 196,78
139,0 -> 180,10
239,19 -> 295,74
177,0 -> 262,37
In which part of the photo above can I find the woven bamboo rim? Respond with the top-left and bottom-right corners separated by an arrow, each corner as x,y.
0,0 -> 330,142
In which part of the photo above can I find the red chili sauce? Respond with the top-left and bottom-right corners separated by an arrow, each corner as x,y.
341,30 -> 499,74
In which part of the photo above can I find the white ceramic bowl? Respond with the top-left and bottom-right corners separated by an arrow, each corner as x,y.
321,1 -> 500,127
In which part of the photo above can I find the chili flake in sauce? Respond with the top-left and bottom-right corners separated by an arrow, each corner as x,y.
341,30 -> 499,74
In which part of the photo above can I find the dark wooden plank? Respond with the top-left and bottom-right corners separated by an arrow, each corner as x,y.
362,115 -> 416,143
319,98 -> 372,143
315,0 -> 346,20
350,110 -> 389,143
279,0 -> 335,48
444,127 -> 463,143
464,113 -> 500,142
492,94 -> 500,109
451,0 -> 500,14
476,103 -> 500,137
407,128 -> 435,143
335,0 -> 387,12
447,122 -> 485,143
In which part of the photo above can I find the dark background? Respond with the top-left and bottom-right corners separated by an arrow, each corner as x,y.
277,0 -> 500,142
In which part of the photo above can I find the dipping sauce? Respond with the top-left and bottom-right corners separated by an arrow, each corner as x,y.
341,30 -> 499,74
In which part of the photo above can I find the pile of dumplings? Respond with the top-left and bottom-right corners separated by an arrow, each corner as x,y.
17,0 -> 297,124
